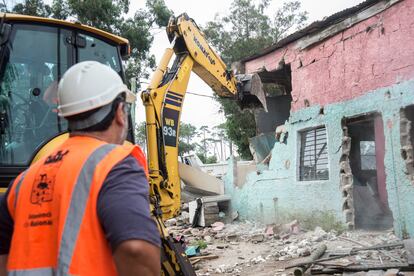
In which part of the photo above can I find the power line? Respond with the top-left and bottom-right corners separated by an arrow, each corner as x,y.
186,91 -> 215,99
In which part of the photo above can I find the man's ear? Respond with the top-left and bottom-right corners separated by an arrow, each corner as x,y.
115,102 -> 127,126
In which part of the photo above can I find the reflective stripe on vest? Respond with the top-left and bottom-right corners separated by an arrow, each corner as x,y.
8,144 -> 116,276
8,267 -> 54,276
13,171 -> 27,209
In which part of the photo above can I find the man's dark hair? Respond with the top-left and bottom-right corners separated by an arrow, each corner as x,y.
67,94 -> 126,132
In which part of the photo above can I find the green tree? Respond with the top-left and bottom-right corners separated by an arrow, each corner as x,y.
205,155 -> 217,164
135,121 -> 147,151
178,122 -> 197,156
12,0 -> 51,17
66,0 -> 172,83
51,0 -> 69,20
11,0 -> 173,85
198,125 -> 210,160
204,0 -> 307,159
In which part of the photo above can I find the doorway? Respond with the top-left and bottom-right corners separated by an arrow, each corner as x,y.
345,114 -> 393,229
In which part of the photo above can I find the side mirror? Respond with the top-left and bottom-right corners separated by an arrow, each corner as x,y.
120,44 -> 130,60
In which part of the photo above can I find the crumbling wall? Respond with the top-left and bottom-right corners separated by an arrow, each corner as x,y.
339,125 -> 355,229
226,0 -> 414,237
244,0 -> 414,112
225,80 -> 414,237
400,110 -> 414,179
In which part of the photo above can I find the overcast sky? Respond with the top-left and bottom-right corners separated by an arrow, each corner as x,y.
133,0 -> 365,129
9,0 -> 365,129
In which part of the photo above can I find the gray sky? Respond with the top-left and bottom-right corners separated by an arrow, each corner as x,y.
8,0 -> 365,128
133,0 -> 365,129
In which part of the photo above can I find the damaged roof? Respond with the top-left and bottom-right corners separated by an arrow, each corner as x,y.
242,0 -> 384,62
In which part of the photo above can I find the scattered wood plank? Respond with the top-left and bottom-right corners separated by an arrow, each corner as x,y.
190,259 -> 201,265
404,239 -> 414,266
311,263 -> 413,275
292,244 -> 327,276
189,255 -> 219,261
285,242 -> 404,270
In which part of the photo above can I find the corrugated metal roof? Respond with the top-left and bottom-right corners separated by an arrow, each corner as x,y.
242,0 -> 382,62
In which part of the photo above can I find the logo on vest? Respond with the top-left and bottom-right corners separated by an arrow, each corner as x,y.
44,150 -> 69,164
31,173 -> 54,205
30,149 -> 69,205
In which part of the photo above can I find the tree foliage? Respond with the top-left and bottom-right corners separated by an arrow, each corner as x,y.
178,122 -> 197,156
12,0 -> 51,17
135,121 -> 147,150
204,0 -> 307,159
10,0 -> 173,85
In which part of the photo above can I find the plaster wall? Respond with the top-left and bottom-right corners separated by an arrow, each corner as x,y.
225,80 -> 414,237
244,0 -> 414,112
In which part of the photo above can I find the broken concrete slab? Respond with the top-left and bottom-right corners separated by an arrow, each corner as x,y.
179,162 -> 224,196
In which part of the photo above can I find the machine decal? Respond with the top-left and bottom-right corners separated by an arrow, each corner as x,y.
165,99 -> 182,107
166,91 -> 183,102
193,35 -> 216,65
162,108 -> 180,147
165,91 -> 183,107
30,150 -> 69,205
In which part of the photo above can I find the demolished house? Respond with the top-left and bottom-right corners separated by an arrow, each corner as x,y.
225,0 -> 414,238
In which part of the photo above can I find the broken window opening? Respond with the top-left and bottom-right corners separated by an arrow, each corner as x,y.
249,63 -> 292,164
342,114 -> 393,230
298,126 -> 329,181
400,105 -> 414,177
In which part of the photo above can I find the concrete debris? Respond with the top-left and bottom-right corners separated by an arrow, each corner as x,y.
165,218 -> 177,227
250,233 -> 265,243
211,221 -> 225,232
231,210 -> 239,221
265,225 -> 274,236
166,219 -> 407,276
204,235 -> 213,244
312,226 -> 328,242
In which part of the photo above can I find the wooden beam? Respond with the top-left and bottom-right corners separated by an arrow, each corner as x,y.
296,0 -> 402,50
404,239 -> 414,265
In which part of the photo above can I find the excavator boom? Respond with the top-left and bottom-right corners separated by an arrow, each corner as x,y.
166,14 -> 238,97
142,13 -> 264,275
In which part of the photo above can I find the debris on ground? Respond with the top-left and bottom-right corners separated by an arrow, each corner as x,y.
167,212 -> 411,275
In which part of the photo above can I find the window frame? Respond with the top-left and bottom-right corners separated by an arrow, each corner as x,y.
298,125 -> 329,181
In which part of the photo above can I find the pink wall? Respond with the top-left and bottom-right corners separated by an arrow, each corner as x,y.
245,0 -> 414,111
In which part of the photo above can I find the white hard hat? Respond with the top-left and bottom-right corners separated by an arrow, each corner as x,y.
57,61 -> 136,118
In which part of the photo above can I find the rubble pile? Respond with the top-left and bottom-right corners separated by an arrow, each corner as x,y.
165,214 -> 408,276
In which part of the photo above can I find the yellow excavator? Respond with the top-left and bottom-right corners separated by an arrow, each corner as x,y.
143,13 -> 264,274
0,12 -> 262,275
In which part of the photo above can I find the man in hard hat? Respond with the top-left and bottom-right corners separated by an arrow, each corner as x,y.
0,61 -> 161,276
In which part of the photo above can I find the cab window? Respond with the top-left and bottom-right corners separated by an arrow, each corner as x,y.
0,24 -> 68,165
77,33 -> 121,73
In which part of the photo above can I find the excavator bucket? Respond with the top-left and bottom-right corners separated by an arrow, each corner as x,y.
236,73 -> 268,111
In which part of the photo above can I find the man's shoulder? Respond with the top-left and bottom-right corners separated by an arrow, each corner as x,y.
113,154 -> 144,172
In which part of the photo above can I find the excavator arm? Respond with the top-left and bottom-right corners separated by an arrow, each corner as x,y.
166,14 -> 238,97
142,13 -> 248,221
141,13 -> 262,275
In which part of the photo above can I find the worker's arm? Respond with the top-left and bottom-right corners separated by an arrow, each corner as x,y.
98,155 -> 161,274
113,240 -> 160,276
0,255 -> 7,276
0,187 -> 13,276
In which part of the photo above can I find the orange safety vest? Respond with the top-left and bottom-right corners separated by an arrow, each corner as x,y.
6,136 -> 148,276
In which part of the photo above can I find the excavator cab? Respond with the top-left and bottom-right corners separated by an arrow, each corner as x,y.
0,14 -> 132,190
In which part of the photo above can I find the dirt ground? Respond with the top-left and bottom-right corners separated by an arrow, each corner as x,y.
166,219 -> 409,276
